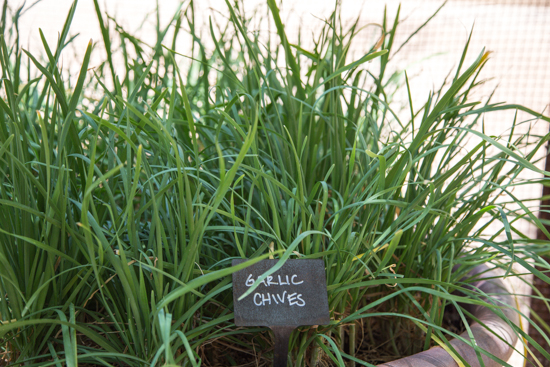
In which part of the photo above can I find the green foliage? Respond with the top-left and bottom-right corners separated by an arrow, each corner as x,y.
0,0 -> 549,366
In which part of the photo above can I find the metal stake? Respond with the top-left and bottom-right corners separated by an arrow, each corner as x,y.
271,326 -> 295,367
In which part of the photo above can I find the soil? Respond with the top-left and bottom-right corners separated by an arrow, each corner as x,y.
199,300 -> 467,366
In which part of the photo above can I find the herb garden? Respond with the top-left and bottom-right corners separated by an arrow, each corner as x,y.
1,0 -> 549,366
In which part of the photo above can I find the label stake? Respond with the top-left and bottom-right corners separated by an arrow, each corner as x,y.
232,259 -> 330,367
271,326 -> 295,367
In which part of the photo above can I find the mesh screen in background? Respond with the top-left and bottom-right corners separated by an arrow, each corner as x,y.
238,0 -> 550,241
383,0 -> 550,240
279,0 -> 550,240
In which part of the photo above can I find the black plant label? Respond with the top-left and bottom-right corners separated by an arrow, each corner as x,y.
232,259 -> 330,327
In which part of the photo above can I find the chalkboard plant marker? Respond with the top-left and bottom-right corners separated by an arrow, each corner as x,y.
232,259 -> 330,367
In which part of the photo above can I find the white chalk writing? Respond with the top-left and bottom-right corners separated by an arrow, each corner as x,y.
245,273 -> 306,306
